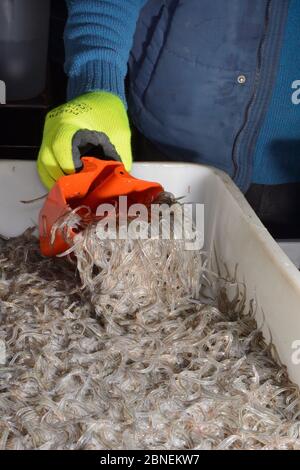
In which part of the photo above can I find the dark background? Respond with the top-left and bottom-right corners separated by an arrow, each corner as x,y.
0,0 -> 67,160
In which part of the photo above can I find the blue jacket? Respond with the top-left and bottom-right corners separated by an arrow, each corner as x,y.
64,0 -> 300,192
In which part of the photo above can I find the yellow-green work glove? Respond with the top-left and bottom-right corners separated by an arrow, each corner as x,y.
37,91 -> 132,189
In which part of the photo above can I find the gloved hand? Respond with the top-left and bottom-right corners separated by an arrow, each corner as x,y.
37,91 -> 132,189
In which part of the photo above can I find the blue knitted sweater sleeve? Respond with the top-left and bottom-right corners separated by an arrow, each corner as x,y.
64,0 -> 146,104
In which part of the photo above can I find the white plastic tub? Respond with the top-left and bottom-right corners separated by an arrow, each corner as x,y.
1,160 -> 300,385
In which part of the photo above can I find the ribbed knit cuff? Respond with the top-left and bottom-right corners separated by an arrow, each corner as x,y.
67,60 -> 126,106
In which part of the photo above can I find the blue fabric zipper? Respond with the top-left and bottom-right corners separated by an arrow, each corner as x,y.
233,0 -> 290,191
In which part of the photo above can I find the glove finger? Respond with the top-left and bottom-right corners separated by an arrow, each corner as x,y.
52,125 -> 76,175
37,156 -> 56,190
39,145 -> 65,182
122,138 -> 133,172
112,128 -> 132,172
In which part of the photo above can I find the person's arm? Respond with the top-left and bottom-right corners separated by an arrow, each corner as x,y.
37,0 -> 146,189
64,0 -> 146,104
